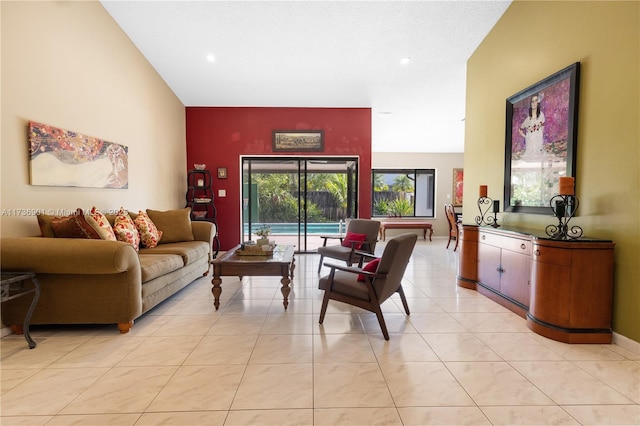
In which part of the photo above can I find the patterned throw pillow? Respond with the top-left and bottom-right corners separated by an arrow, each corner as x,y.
51,208 -> 101,239
86,206 -> 117,241
38,208 -> 84,238
113,207 -> 140,251
357,258 -> 381,282
134,210 -> 162,248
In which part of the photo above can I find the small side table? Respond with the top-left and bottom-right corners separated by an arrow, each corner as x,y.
1,272 -> 41,349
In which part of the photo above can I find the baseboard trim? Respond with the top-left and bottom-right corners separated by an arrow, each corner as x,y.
1,325 -> 12,338
612,332 -> 640,355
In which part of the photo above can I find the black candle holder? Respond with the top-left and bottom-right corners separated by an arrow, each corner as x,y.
475,197 -> 500,228
545,194 -> 583,240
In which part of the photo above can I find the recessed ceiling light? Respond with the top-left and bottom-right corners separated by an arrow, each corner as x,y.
400,57 -> 411,65
206,53 -> 215,63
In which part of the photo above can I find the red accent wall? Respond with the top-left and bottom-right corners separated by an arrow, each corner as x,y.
186,107 -> 372,250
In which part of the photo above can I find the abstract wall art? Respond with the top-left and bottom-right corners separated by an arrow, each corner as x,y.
28,121 -> 128,188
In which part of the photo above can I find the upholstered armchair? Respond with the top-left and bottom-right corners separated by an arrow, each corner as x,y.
318,233 -> 418,340
317,219 -> 380,274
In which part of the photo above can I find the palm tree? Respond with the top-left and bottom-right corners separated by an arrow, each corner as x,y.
326,174 -> 348,213
373,173 -> 388,191
392,174 -> 414,198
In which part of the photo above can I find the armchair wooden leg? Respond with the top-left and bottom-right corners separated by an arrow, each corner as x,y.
317,255 -> 325,274
397,285 -> 411,315
319,292 -> 331,324
374,307 -> 390,340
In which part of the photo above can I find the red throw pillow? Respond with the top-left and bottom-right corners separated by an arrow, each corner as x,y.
51,208 -> 101,239
341,232 -> 367,250
357,258 -> 380,282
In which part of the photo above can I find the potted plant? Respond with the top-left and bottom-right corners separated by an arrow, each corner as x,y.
255,225 -> 271,246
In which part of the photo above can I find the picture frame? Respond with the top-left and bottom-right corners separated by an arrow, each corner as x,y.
452,168 -> 464,207
272,130 -> 324,152
217,167 -> 227,179
504,62 -> 580,215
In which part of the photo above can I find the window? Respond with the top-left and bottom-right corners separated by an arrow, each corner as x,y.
371,169 -> 435,218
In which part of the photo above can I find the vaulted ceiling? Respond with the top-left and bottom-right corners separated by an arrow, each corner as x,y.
101,1 -> 511,153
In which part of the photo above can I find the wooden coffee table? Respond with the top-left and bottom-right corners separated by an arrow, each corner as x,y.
211,245 -> 296,310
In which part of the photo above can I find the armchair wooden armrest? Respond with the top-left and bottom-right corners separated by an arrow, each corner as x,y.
323,262 -> 387,281
319,234 -> 344,247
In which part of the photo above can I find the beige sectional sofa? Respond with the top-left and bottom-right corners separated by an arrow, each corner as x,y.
0,209 -> 215,333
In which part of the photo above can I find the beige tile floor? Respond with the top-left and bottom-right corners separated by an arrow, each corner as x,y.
1,237 -> 639,425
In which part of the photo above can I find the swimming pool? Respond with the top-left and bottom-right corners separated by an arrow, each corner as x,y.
244,222 -> 341,235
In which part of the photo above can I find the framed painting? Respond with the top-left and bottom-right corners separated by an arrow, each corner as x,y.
272,130 -> 324,152
452,168 -> 463,207
504,62 -> 580,214
28,121 -> 128,188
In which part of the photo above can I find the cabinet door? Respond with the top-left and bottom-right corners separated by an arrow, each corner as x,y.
500,250 -> 531,307
530,258 -> 571,326
477,243 -> 501,292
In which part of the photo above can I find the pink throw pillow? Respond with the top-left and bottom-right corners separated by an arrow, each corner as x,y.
357,258 -> 380,282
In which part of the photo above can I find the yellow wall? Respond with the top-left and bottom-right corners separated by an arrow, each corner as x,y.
465,1 -> 639,342
0,1 -> 186,238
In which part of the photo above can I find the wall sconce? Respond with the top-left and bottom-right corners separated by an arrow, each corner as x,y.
475,185 -> 500,228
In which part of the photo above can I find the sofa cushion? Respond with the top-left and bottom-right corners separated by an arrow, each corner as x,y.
135,211 -> 162,248
113,208 -> 140,251
139,254 -> 184,283
139,241 -> 209,266
86,207 -> 117,241
146,208 -> 194,244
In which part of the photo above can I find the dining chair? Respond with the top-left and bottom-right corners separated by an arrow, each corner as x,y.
445,203 -> 459,251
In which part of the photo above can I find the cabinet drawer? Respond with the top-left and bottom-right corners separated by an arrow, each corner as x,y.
479,231 -> 531,256
532,244 -> 572,266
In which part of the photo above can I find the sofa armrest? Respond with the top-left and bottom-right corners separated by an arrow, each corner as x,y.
192,221 -> 215,246
0,237 -> 140,275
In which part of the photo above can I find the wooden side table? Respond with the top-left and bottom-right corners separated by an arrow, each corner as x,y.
1,272 -> 41,348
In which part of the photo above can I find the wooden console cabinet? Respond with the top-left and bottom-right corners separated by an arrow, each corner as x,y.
457,225 -> 615,344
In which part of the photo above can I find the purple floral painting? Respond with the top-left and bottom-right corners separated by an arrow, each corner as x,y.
504,63 -> 580,214
28,121 -> 128,188
510,77 -> 571,161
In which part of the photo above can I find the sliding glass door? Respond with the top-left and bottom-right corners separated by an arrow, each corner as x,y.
242,157 -> 358,253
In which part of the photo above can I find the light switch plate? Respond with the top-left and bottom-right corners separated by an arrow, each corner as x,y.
218,189 -> 226,197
